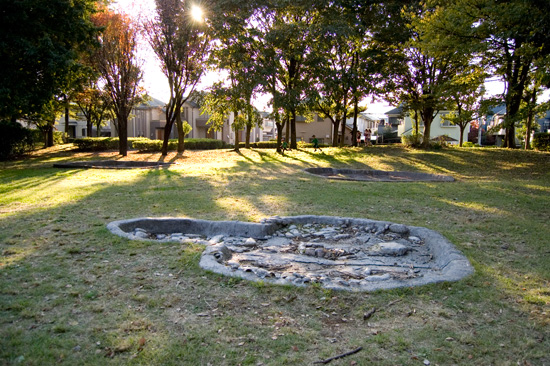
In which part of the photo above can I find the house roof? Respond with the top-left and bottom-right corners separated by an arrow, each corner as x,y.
185,100 -> 199,108
142,97 -> 166,108
538,110 -> 550,120
360,113 -> 377,121
385,106 -> 403,116
488,104 -> 506,116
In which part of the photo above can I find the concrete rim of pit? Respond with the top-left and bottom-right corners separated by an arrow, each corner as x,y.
53,160 -> 172,169
303,167 -> 455,182
107,215 -> 473,292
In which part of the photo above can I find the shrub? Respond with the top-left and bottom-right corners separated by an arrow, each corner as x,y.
185,138 -> 228,150
134,138 -> 228,152
462,141 -> 478,148
29,129 -> 64,146
238,141 -> 279,149
73,137 -> 147,151
533,132 -> 550,151
0,120 -> 34,160
401,133 -> 423,147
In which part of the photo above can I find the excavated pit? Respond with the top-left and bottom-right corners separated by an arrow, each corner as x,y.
304,168 -> 455,182
53,161 -> 172,169
108,215 -> 473,292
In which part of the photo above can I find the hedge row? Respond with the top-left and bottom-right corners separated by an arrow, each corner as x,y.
73,137 -> 230,152
73,137 -> 147,151
237,141 -> 334,149
533,132 -> 550,151
237,141 -> 279,149
0,120 -> 34,160
133,138 -> 228,152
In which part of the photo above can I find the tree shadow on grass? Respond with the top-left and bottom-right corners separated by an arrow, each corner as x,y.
1,146 -> 550,365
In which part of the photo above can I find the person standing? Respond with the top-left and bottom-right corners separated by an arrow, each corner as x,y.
312,135 -> 322,152
365,129 -> 372,146
281,138 -> 288,154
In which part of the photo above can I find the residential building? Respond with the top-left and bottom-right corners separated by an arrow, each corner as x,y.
55,111 -> 112,138
387,106 -> 470,145
293,114 -> 333,144
536,111 -> 550,133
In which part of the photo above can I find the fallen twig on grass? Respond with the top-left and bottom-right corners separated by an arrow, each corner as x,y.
313,346 -> 363,364
363,307 -> 377,320
387,299 -> 402,307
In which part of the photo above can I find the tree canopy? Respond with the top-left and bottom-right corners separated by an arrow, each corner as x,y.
0,0 -> 99,122
92,10 -> 143,156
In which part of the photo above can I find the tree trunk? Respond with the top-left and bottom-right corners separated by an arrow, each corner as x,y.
46,122 -> 54,148
525,113 -> 533,150
245,124 -> 251,148
176,112 -> 185,153
340,94 -> 348,147
118,116 -> 128,156
459,125 -> 465,147
276,121 -> 284,153
290,109 -> 297,149
161,120 -> 173,156
285,115 -> 290,145
234,124 -> 240,152
421,109 -> 435,148
64,100 -> 70,142
352,96 -> 358,147
87,118 -> 93,137
339,119 -> 345,147
332,118 -> 339,147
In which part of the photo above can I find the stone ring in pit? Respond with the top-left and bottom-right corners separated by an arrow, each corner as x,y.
107,215 -> 473,292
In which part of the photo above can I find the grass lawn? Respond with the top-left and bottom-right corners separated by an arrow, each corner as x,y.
1,144 -> 549,365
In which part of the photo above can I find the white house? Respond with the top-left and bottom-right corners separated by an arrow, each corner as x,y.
387,106 -> 470,145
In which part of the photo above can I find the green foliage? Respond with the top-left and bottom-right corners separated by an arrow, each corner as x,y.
532,132 -> 550,151
237,141 -> 279,149
144,0 -> 209,155
462,141 -> 477,148
424,0 -> 550,148
0,0 -> 99,121
92,11 -> 143,156
73,137 -> 147,151
182,121 -> 192,136
401,133 -> 423,147
29,130 -> 64,146
133,138 -> 228,152
0,120 -> 34,160
381,126 -> 399,143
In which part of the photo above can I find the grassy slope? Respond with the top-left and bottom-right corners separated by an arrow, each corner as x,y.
0,145 -> 549,365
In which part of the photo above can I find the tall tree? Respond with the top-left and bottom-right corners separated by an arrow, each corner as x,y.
74,79 -> 112,137
0,0 -> 99,123
379,2 -> 474,147
200,83 -> 247,150
207,0 -> 264,149
257,0 -> 319,150
423,0 -> 550,148
440,68 -> 486,147
144,0 -> 209,155
309,1 -> 375,147
92,10 -> 143,156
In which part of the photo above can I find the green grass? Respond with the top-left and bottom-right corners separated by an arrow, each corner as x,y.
1,145 -> 549,365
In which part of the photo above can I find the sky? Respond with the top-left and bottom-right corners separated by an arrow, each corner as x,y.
112,0 -> 510,118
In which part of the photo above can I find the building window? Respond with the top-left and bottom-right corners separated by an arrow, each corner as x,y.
82,129 -> 86,136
